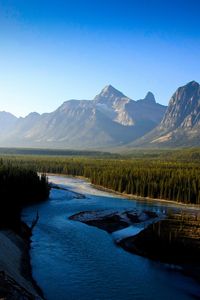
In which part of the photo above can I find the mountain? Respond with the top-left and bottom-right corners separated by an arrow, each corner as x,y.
0,112 -> 17,137
131,81 -> 200,147
0,85 -> 166,149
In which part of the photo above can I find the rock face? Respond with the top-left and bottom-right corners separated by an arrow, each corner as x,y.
0,85 -> 166,149
161,81 -> 200,129
131,81 -> 200,147
0,229 -> 43,299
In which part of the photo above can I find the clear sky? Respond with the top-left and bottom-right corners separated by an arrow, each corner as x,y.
0,0 -> 200,117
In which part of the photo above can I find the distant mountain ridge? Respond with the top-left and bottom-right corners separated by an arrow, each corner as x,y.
2,81 -> 200,149
0,111 -> 17,134
0,85 -> 166,148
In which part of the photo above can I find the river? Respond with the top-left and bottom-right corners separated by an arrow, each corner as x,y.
22,175 -> 200,300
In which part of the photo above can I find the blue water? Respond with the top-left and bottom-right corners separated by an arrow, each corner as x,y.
22,175 -> 200,300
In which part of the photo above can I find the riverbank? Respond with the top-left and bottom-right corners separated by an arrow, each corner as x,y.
0,222 -> 44,299
69,207 -> 200,283
118,212 -> 200,258
91,182 -> 200,210
118,212 -> 200,282
49,182 -> 85,199
47,173 -> 200,209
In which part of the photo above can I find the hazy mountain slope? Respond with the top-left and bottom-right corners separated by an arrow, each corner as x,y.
0,85 -> 166,148
125,92 -> 165,125
0,112 -> 17,136
131,81 -> 200,148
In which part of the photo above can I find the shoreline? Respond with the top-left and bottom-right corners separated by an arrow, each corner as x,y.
91,183 -> 200,210
118,213 -> 200,283
0,223 -> 44,299
20,221 -> 45,299
47,173 -> 200,210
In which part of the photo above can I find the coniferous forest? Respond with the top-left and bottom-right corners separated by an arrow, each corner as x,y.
0,159 -> 50,230
1,151 -> 200,205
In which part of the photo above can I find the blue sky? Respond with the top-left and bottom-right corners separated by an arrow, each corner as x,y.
0,0 -> 200,116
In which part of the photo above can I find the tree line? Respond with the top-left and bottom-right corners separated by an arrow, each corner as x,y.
2,156 -> 200,205
0,159 -> 50,230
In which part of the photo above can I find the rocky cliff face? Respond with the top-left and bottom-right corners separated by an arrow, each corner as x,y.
161,81 -> 200,130
131,81 -> 200,147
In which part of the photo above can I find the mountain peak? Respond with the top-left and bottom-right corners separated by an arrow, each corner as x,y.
102,84 -> 119,92
27,112 -> 40,117
178,81 -> 200,93
96,85 -> 126,99
186,80 -> 199,87
176,80 -> 200,98
23,112 -> 40,120
161,80 -> 200,130
0,111 -> 17,118
144,92 -> 156,103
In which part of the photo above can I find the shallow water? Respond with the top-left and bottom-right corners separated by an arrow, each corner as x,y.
22,175 -> 200,300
